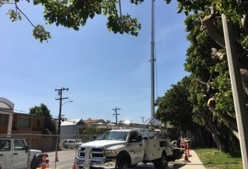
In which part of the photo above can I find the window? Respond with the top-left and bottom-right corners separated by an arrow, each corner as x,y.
14,140 -> 26,151
129,132 -> 139,142
0,140 -> 11,151
18,118 -> 31,128
0,114 -> 8,125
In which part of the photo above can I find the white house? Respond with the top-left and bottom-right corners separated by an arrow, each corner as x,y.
60,118 -> 84,139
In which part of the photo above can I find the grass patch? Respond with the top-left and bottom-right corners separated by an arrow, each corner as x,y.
194,148 -> 243,169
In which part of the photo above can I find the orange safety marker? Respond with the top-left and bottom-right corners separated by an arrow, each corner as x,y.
183,150 -> 190,162
186,141 -> 191,157
72,157 -> 77,169
41,154 -> 47,169
55,151 -> 59,162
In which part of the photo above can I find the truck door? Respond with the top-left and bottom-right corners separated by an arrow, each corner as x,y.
0,139 -> 11,169
127,131 -> 144,164
12,139 -> 28,169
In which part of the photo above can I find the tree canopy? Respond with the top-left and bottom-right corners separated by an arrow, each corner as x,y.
29,103 -> 57,134
3,0 -> 248,42
154,0 -> 248,152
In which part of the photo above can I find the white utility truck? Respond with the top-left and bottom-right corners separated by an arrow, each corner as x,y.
0,137 -> 49,169
76,125 -> 175,169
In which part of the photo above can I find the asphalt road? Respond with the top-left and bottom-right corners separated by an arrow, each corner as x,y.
47,149 -> 78,169
46,150 -> 186,169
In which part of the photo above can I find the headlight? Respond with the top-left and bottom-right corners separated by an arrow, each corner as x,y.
105,150 -> 117,156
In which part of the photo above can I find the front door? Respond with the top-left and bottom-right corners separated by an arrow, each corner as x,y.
12,139 -> 28,169
127,131 -> 144,164
0,139 -> 11,169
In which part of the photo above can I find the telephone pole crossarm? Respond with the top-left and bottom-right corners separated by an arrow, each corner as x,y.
112,107 -> 121,125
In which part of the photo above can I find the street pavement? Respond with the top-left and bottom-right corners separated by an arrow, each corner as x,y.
46,149 -> 206,169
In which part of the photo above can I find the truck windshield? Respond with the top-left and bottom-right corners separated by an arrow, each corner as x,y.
97,131 -> 128,141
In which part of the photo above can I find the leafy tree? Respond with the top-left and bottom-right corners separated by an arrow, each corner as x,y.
29,103 -> 57,134
172,0 -> 248,151
156,76 -> 215,147
3,0 -> 143,42
156,76 -> 193,131
79,126 -> 109,134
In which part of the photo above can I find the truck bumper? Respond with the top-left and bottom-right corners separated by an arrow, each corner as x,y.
76,157 -> 116,169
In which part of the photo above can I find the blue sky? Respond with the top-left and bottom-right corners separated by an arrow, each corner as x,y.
0,0 -> 189,123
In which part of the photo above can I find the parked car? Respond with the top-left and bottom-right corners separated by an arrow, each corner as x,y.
63,139 -> 83,149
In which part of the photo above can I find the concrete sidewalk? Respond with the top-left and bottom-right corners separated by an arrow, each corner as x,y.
135,149 -> 206,169
171,149 -> 206,169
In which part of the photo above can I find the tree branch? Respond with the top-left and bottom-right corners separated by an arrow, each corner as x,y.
15,2 -> 35,27
201,6 -> 226,48
211,48 -> 226,61
227,123 -> 239,139
242,13 -> 248,33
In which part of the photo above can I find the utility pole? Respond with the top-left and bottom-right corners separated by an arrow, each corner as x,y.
222,14 -> 248,168
55,87 -> 69,135
140,116 -> 145,123
112,107 -> 120,125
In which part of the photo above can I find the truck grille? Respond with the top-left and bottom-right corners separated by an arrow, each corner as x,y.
80,147 -> 104,158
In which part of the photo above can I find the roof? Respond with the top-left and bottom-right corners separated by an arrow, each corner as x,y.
0,97 -> 14,111
0,97 -> 14,114
83,118 -> 106,124
61,119 -> 83,126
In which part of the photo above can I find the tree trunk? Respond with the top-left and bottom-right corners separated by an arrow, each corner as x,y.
200,112 -> 226,151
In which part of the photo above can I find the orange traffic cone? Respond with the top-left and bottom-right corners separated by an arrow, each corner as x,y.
183,151 -> 190,162
41,154 -> 47,169
186,141 -> 191,157
72,157 -> 76,169
55,151 -> 59,162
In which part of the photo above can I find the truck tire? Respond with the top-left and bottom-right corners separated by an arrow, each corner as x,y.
117,159 -> 129,169
153,152 -> 168,169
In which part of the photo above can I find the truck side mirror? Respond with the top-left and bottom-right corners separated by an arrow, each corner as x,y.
25,146 -> 29,153
137,135 -> 142,142
93,136 -> 97,140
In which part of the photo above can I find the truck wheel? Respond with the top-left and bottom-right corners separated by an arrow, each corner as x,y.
117,159 -> 129,169
153,153 -> 168,169
64,145 -> 68,149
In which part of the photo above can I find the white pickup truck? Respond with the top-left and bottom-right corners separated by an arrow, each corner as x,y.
76,128 -> 176,169
0,137 -> 49,169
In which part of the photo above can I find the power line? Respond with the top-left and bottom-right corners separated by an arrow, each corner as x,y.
0,80 -> 54,97
112,107 -> 121,124
1,64 -> 112,116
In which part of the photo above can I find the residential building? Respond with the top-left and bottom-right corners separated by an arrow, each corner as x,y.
0,97 -> 45,135
60,118 -> 107,139
60,118 -> 84,139
83,118 -> 107,126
